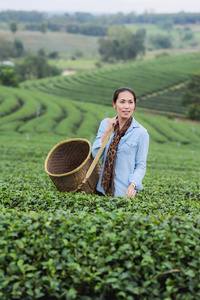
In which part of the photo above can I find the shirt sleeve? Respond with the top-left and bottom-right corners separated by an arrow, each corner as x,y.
129,129 -> 149,190
91,118 -> 108,158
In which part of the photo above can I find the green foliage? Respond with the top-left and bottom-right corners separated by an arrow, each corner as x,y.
182,71 -> 200,120
0,135 -> 199,299
156,20 -> 173,31
16,54 -> 61,81
98,33 -> 145,61
0,10 -> 44,23
9,21 -> 17,34
182,32 -> 194,41
0,68 -> 19,87
1,10 -> 200,28
0,38 -> 23,59
185,104 -> 200,121
149,34 -> 172,49
48,51 -> 59,59
37,48 -> 46,57
66,23 -> 108,36
108,25 -> 131,38
25,23 -> 42,31
40,22 -> 47,34
0,38 -> 14,60
0,208 -> 200,299
13,39 -> 24,57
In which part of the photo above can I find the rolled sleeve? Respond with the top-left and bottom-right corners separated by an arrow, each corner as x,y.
129,130 -> 149,190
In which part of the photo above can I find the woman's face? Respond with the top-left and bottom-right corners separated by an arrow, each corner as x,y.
113,91 -> 135,120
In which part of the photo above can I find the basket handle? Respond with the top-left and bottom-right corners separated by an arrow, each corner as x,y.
82,127 -> 114,184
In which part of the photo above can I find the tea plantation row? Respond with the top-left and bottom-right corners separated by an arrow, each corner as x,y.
0,85 -> 200,144
0,134 -> 200,299
22,52 -> 200,115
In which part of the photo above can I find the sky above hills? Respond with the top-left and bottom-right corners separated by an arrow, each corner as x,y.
0,0 -> 200,14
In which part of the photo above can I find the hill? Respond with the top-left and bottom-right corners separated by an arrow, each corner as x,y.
0,52 -> 200,144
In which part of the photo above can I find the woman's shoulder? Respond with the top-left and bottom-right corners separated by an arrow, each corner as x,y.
99,118 -> 109,127
133,118 -> 149,136
99,116 -> 117,127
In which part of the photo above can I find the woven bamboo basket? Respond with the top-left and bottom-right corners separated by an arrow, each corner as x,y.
45,138 -> 101,194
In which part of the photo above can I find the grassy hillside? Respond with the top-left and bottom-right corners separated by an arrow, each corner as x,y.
0,29 -> 100,59
1,22 -> 200,61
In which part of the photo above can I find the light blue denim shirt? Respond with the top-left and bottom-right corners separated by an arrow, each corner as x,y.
92,117 -> 149,197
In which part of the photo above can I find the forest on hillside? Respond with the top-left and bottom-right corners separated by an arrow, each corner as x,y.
1,10 -> 200,35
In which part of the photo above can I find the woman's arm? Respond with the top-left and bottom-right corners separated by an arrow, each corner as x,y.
92,118 -> 117,158
128,130 -> 149,191
101,118 -> 118,143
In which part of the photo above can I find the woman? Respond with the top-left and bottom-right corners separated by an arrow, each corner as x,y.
92,87 -> 149,198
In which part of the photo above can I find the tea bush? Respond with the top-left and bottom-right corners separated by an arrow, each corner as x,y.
0,135 -> 200,299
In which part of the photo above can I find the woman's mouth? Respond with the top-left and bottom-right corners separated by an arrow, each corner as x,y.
123,111 -> 130,114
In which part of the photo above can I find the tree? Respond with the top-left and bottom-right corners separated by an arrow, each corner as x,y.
48,51 -> 59,59
181,71 -> 200,120
120,33 -> 145,60
0,67 -> 19,87
181,32 -> 194,41
13,39 -> 24,57
10,21 -> 17,34
98,38 -> 119,62
156,20 -> 173,32
40,23 -> 47,34
16,54 -> 61,81
98,33 -> 145,62
149,34 -> 172,49
108,25 -> 131,38
0,38 -> 14,60
38,48 -> 46,57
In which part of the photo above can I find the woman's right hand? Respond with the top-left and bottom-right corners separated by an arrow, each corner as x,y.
106,118 -> 118,132
101,118 -> 118,143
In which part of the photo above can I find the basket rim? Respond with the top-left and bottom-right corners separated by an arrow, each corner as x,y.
44,138 -> 92,178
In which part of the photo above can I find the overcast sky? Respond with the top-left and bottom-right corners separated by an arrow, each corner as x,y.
0,0 -> 200,14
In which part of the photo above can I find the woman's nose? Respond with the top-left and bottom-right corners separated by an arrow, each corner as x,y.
125,102 -> 129,107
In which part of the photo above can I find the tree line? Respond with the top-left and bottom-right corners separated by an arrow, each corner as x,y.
2,10 -> 200,37
1,10 -> 200,25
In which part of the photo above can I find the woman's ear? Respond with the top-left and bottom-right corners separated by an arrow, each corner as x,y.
112,101 -> 116,109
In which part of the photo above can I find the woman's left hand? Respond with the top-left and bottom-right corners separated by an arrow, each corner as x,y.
126,184 -> 136,198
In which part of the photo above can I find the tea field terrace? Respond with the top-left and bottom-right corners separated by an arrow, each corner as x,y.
22,52 -> 200,118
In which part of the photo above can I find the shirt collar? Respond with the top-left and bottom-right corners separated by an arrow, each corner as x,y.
114,115 -> 139,133
131,117 -> 140,128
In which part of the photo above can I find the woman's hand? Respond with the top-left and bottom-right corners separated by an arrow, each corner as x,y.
101,118 -> 118,143
126,184 -> 136,198
106,118 -> 118,132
